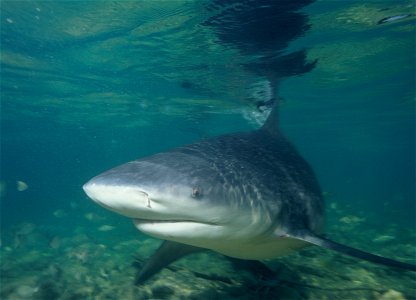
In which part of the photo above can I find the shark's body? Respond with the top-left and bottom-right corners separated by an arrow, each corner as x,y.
84,102 -> 415,283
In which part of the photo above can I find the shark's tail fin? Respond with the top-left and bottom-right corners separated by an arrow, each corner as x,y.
289,231 -> 416,271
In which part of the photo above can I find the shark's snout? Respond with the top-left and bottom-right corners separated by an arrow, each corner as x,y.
82,181 -> 97,202
83,178 -> 152,218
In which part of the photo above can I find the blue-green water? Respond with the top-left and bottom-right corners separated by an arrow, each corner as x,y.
1,1 -> 415,299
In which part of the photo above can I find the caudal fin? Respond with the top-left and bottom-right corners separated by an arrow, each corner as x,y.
290,231 -> 416,271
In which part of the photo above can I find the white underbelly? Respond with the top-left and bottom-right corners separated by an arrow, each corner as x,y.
210,237 -> 309,260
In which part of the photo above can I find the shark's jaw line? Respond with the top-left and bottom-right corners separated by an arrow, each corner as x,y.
83,182 -> 241,240
133,218 -> 218,225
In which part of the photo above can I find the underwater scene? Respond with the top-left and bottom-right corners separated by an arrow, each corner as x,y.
1,1 -> 415,299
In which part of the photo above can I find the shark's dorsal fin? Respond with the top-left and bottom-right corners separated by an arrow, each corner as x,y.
261,98 -> 280,135
259,77 -> 280,135
289,231 -> 416,271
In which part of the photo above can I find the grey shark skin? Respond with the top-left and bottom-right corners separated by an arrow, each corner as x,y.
83,104 -> 416,283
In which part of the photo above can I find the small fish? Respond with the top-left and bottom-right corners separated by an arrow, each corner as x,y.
16,222 -> 36,235
84,212 -> 104,222
49,236 -> 61,249
16,180 -> 28,192
53,209 -> 67,218
377,14 -> 413,24
98,225 -> 115,232
373,235 -> 395,243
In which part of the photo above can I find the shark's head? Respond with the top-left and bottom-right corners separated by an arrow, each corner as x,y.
83,151 -> 273,252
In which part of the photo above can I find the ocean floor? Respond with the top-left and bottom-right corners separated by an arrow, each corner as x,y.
1,201 -> 415,300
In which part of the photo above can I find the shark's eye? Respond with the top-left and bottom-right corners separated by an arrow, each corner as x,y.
191,187 -> 203,198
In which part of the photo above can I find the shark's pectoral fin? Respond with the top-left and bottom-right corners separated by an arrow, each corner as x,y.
288,231 -> 416,271
135,240 -> 204,284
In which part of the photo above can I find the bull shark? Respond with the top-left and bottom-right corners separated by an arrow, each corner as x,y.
83,95 -> 415,284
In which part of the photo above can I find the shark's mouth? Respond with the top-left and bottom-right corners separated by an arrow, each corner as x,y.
133,218 -> 217,225
132,218 -> 222,240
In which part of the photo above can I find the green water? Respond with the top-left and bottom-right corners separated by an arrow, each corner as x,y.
1,1 -> 415,299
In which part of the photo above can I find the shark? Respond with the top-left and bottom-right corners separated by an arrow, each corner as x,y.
83,95 -> 415,284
